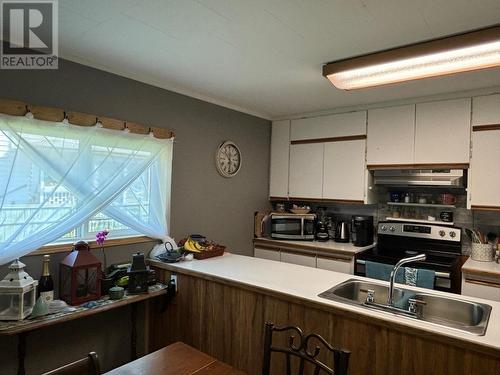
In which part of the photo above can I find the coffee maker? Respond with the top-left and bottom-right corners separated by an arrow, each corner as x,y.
351,215 -> 374,247
315,206 -> 329,242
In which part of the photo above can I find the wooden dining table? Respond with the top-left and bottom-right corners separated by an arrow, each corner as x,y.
105,341 -> 247,375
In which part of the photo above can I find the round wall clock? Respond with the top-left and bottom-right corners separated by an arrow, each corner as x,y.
215,140 -> 242,177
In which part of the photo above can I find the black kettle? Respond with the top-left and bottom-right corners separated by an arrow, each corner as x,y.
334,221 -> 350,243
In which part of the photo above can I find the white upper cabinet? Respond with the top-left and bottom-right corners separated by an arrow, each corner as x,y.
414,98 -> 471,164
323,139 -> 366,201
470,94 -> 500,208
269,120 -> 290,198
290,111 -> 366,141
367,105 -> 415,166
288,143 -> 323,199
472,94 -> 500,126
470,129 -> 500,207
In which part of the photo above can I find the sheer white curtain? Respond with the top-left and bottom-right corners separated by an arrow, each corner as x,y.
0,113 -> 172,265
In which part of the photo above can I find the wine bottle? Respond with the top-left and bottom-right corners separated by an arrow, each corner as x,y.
39,254 -> 54,303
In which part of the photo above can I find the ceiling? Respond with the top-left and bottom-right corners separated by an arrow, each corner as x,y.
58,0 -> 500,119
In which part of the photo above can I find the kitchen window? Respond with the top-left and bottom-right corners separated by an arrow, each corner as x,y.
0,113 -> 173,264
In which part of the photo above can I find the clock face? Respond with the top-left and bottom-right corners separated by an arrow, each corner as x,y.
215,141 -> 241,177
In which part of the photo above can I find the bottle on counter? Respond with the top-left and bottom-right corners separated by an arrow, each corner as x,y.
39,254 -> 54,303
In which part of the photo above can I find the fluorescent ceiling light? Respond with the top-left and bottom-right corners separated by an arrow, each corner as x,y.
323,25 -> 500,90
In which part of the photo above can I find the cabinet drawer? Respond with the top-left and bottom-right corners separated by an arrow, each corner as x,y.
317,255 -> 353,274
461,277 -> 500,302
281,250 -> 316,268
254,247 -> 280,262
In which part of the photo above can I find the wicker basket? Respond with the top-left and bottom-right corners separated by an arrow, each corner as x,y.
471,243 -> 495,262
193,246 -> 225,260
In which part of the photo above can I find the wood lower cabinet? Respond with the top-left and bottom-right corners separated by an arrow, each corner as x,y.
316,255 -> 353,274
280,250 -> 316,268
150,268 -> 500,375
254,246 -> 280,261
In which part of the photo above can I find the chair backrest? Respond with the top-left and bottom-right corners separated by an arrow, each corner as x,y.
262,322 -> 350,375
42,352 -> 101,375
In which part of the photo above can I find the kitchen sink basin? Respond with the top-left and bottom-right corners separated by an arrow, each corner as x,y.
319,279 -> 405,306
319,279 -> 492,336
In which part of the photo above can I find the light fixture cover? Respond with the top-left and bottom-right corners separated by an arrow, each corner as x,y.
323,26 -> 500,90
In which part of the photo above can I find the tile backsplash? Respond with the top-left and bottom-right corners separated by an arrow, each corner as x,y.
278,189 -> 500,255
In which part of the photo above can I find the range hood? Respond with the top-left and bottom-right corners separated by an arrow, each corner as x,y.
373,169 -> 465,187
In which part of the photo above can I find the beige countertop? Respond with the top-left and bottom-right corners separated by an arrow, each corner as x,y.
150,253 -> 500,353
253,237 -> 375,256
462,257 -> 500,278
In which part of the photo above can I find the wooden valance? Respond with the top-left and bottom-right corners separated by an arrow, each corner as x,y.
0,98 -> 175,139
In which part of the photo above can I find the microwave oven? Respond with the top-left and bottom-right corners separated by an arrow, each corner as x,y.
270,213 -> 315,240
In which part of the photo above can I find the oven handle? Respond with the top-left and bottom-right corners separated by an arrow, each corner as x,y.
355,259 -> 450,279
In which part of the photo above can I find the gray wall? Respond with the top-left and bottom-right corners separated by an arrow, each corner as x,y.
0,58 -> 271,255
0,59 -> 271,374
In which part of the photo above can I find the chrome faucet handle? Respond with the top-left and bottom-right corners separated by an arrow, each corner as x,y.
360,288 -> 375,303
408,298 -> 427,315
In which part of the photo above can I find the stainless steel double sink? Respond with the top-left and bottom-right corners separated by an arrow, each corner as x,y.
318,279 -> 492,336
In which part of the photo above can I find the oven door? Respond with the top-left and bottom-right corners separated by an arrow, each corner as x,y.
354,259 -> 453,293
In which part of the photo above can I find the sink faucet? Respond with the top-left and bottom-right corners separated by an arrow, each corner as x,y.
387,254 -> 426,306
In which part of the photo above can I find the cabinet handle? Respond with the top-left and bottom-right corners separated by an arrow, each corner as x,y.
464,278 -> 500,288
318,255 -> 351,263
281,250 -> 316,258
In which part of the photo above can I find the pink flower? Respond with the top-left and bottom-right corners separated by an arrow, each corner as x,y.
96,230 -> 109,245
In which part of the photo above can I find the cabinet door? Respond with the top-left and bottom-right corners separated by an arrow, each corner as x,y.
415,98 -> 471,164
323,139 -> 365,201
316,255 -> 353,274
367,105 -> 415,165
269,120 -> 290,198
254,247 -> 280,261
291,111 -> 366,141
472,94 -> 500,126
470,129 -> 500,207
288,143 -> 323,199
462,278 -> 500,302
281,251 -> 316,268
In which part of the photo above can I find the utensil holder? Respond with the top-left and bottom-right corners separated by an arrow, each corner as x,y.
471,243 -> 495,262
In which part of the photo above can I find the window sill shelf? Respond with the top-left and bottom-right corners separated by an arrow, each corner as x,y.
28,236 -> 159,256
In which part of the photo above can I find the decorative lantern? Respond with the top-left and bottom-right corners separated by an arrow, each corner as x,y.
59,241 -> 102,305
0,259 -> 38,320
127,253 -> 153,294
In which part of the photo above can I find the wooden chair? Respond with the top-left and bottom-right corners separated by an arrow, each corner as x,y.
262,322 -> 350,375
42,352 -> 101,375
